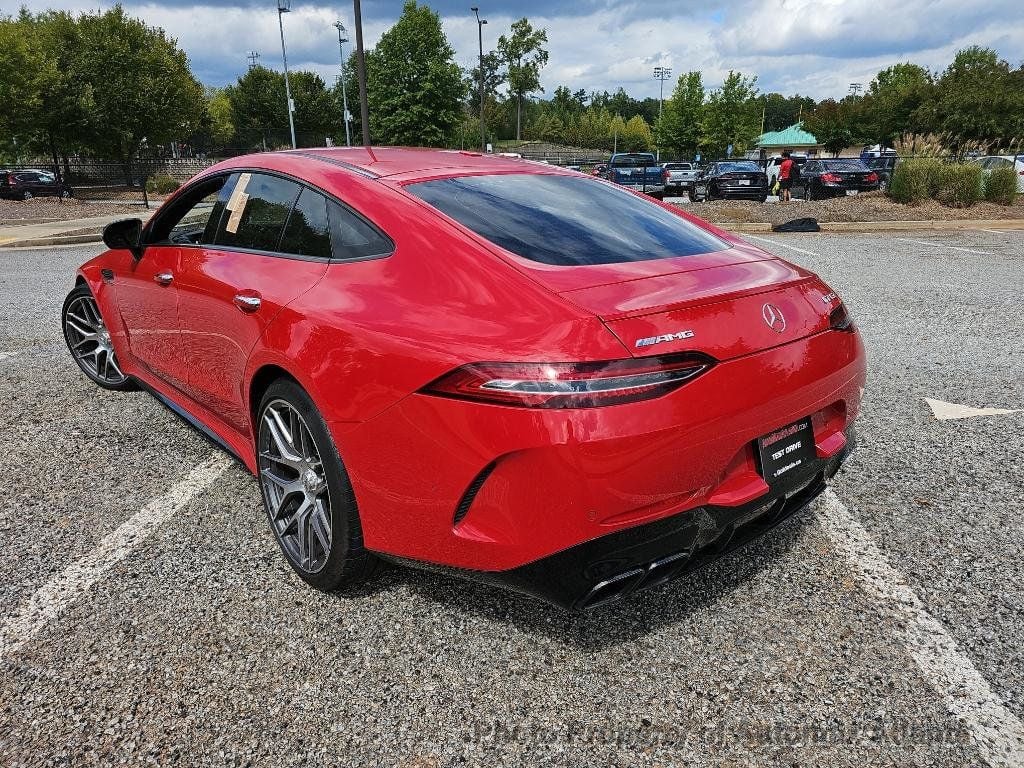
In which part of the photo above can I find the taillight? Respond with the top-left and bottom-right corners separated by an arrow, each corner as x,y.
4,173 -> 13,185
662,169 -> 670,183
821,172 -> 842,183
829,303 -> 855,332
422,353 -> 714,409
865,172 -> 879,183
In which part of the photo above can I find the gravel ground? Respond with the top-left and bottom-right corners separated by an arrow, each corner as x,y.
0,233 -> 1022,766
674,193 -> 1024,225
0,198 -> 151,223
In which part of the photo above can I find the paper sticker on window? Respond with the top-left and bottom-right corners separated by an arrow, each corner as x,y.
225,192 -> 248,234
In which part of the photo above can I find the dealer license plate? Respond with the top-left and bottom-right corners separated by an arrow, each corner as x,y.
738,179 -> 750,185
757,418 -> 815,484
846,189 -> 859,196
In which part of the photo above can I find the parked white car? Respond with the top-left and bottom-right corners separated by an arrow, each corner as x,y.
973,155 -> 1024,192
764,154 -> 809,187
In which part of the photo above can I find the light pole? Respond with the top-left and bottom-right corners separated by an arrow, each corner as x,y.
277,0 -> 297,149
352,0 -> 371,147
653,65 -> 672,161
471,7 -> 487,152
333,21 -> 352,147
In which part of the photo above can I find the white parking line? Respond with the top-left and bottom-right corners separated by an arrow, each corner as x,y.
0,454 -> 231,663
743,234 -> 822,257
894,237 -> 993,256
819,490 -> 1024,767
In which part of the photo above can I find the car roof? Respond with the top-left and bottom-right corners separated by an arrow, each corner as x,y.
274,147 -> 566,182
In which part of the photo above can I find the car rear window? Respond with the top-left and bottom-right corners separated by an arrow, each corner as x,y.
406,173 -> 728,267
610,154 -> 657,168
664,163 -> 691,170
822,159 -> 869,172
715,162 -> 761,173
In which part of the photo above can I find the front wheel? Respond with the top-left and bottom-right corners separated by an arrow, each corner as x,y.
257,379 -> 379,591
62,284 -> 133,390
804,184 -> 816,201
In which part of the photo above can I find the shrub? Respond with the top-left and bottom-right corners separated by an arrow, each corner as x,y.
983,166 -> 1019,205
146,173 -> 181,194
935,163 -> 982,208
887,158 -> 942,204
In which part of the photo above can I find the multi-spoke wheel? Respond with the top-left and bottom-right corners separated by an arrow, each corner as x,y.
62,284 -> 133,390
257,379 -> 378,590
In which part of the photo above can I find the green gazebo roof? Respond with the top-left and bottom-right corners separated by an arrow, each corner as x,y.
756,123 -> 819,147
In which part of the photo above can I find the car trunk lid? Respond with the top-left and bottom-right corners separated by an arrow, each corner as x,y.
552,257 -> 835,361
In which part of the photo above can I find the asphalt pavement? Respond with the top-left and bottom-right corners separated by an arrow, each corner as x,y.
0,230 -> 1022,767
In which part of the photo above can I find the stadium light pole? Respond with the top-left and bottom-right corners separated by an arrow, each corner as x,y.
353,0 -> 371,147
471,7 -> 487,152
333,21 -> 352,147
277,0 -> 297,149
653,65 -> 672,162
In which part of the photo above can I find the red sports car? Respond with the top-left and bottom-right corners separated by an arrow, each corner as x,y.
64,148 -> 865,609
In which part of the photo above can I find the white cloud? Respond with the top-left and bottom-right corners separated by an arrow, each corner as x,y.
13,0 -> 1024,99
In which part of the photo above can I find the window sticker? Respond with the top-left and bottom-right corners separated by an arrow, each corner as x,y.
224,173 -> 251,234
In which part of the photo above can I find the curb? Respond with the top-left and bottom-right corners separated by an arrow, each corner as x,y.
0,232 -> 103,248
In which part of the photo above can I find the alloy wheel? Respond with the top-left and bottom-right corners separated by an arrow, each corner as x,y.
64,294 -> 127,385
258,399 -> 333,574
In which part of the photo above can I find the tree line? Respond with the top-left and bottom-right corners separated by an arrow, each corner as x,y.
3,0 -> 1023,177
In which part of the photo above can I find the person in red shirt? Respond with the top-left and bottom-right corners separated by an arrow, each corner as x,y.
778,150 -> 794,203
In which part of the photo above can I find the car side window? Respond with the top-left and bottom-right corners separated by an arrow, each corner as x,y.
279,187 -> 332,259
146,174 -> 229,246
329,200 -> 393,261
214,172 -> 301,252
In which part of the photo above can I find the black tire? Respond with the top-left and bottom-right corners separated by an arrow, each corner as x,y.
62,284 -> 135,391
257,378 -> 380,591
804,183 -> 816,201
22,190 -> 32,200
758,195 -> 768,203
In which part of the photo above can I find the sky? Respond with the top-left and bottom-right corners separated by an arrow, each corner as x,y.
17,0 -> 1024,100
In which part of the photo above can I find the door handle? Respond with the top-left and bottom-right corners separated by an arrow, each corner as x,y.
233,292 -> 262,313
153,271 -> 173,286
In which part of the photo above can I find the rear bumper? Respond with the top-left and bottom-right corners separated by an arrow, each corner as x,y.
459,434 -> 851,609
337,329 -> 866,573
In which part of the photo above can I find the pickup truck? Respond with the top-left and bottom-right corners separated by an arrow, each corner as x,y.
661,162 -> 698,197
604,153 -> 665,198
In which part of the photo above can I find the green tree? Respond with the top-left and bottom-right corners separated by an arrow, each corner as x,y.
658,71 -> 704,156
206,87 -> 235,147
923,47 -> 1024,149
859,63 -> 932,147
621,115 -> 653,152
761,92 -> 816,132
700,71 -> 759,157
362,1 -> 464,145
74,7 -> 205,183
227,66 -> 289,148
0,15 -> 51,161
802,99 -> 855,155
497,17 -> 548,140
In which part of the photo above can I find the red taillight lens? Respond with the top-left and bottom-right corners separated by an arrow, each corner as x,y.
829,303 -> 855,332
662,169 -> 670,183
422,353 -> 714,409
821,172 -> 841,183
865,172 -> 879,183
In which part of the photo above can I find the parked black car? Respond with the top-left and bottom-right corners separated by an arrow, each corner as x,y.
692,161 -> 769,202
0,170 -> 73,200
799,159 -> 880,200
863,156 -> 899,192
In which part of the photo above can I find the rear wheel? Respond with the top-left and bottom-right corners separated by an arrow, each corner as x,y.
21,190 -> 32,200
257,379 -> 379,591
62,284 -> 133,390
804,184 -> 816,201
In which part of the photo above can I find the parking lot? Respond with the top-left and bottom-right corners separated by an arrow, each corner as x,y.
1,229 -> 1022,766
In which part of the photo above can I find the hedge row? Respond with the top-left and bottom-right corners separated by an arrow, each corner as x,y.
889,159 -> 1018,207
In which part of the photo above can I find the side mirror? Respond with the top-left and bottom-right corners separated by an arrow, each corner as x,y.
103,218 -> 144,260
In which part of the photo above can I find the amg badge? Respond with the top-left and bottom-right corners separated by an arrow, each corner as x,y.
635,330 -> 695,348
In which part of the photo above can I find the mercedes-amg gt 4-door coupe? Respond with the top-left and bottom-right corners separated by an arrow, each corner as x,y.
64,148 -> 866,610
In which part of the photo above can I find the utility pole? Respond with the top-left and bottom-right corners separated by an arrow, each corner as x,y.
333,21 -> 352,147
247,51 -> 260,70
277,0 -> 297,149
353,0 -> 371,147
653,65 -> 672,161
471,7 -> 487,152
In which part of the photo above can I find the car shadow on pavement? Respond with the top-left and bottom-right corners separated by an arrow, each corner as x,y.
342,511 -> 815,651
